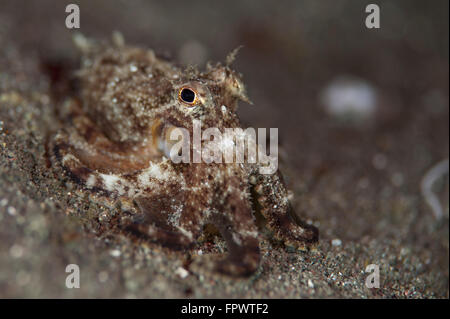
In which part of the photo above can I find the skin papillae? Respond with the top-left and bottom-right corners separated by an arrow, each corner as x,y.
48,34 -> 318,277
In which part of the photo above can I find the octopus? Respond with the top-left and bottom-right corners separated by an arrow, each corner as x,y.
48,33 -> 318,277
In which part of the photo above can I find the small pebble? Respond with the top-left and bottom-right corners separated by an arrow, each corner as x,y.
0,198 -> 8,207
175,267 -> 189,279
391,172 -> 404,187
110,249 -> 121,257
16,270 -> 31,286
10,244 -> 24,258
332,238 -> 342,247
320,76 -> 377,123
373,153 -> 387,170
98,271 -> 109,283
7,206 -> 17,216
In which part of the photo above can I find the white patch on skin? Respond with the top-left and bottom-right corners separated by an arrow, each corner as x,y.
100,173 -> 119,189
167,204 -> 183,228
232,233 -> 242,246
99,173 -> 125,195
202,208 -> 213,219
221,105 -> 227,113
147,226 -> 156,236
242,230 -> 259,238
62,153 -> 81,165
138,162 -> 172,186
86,174 -> 97,188
176,226 -> 193,240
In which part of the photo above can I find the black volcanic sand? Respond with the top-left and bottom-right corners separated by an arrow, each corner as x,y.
0,0 -> 448,298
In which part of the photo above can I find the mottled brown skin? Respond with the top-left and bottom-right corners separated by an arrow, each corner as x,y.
49,34 -> 318,277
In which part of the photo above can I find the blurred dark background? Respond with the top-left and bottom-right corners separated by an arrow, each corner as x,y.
0,0 -> 448,298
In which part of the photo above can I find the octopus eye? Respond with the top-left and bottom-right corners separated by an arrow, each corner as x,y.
179,87 -> 197,105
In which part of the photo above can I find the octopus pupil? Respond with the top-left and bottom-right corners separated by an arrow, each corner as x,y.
181,88 -> 196,103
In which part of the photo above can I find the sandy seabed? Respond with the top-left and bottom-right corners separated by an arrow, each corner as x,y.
0,0 -> 448,298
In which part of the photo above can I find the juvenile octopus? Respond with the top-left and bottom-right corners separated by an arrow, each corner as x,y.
48,34 -> 318,276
